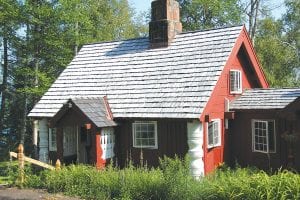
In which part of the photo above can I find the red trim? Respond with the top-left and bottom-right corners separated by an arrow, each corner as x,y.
103,96 -> 114,120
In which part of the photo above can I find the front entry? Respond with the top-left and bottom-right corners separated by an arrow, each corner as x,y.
78,126 -> 92,164
62,126 -> 77,164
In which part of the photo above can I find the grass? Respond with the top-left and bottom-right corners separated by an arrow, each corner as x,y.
1,157 -> 300,199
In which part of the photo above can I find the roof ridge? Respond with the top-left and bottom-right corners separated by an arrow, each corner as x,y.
72,96 -> 104,100
178,24 -> 243,35
82,25 -> 243,47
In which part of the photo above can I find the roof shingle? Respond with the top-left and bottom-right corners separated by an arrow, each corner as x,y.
230,88 -> 300,110
71,98 -> 116,128
29,26 -> 243,119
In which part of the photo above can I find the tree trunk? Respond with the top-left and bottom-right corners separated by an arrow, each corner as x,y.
74,21 -> 79,56
0,37 -> 9,134
248,0 -> 260,40
251,0 -> 260,41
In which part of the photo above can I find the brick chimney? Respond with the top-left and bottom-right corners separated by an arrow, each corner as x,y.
149,0 -> 182,48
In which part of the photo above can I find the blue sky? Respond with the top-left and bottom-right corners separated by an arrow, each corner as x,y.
128,0 -> 286,19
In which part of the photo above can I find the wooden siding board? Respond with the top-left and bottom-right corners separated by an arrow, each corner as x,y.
114,119 -> 188,168
229,111 -> 290,171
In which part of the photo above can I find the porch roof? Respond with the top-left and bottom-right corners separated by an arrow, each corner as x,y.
51,97 -> 117,128
230,88 -> 300,110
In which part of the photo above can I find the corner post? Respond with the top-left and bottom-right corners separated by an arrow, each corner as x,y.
39,118 -> 49,163
187,120 -> 204,178
33,120 -> 38,159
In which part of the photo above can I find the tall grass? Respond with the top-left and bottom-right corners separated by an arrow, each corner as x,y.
23,157 -> 300,200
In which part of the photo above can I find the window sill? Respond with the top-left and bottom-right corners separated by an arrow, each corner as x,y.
230,91 -> 242,95
252,150 -> 276,154
207,144 -> 221,149
133,146 -> 158,150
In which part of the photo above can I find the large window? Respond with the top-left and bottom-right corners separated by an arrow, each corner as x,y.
132,121 -> 158,149
207,119 -> 221,148
252,120 -> 276,153
230,70 -> 242,94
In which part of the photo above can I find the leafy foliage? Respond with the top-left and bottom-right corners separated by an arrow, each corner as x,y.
255,17 -> 299,87
0,0 -> 145,157
179,0 -> 244,31
21,158 -> 300,200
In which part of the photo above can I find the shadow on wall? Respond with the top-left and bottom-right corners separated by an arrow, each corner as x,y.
105,38 -> 149,57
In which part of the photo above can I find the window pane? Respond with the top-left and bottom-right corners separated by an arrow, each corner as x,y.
208,122 -> 214,146
149,125 -> 154,132
136,139 -> 141,146
141,124 -> 148,132
149,139 -> 155,146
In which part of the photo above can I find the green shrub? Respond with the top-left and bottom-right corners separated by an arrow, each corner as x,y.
22,158 -> 300,200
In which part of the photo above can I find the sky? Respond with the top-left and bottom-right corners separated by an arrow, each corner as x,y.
128,0 -> 287,19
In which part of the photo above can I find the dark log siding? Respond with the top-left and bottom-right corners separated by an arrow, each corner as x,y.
114,119 -> 189,168
229,110 -> 289,171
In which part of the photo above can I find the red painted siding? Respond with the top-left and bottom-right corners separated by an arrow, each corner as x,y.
201,27 -> 269,174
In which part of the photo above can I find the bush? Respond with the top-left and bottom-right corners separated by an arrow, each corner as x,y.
22,158 -> 300,200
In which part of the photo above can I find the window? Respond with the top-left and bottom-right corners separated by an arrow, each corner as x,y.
132,121 -> 158,149
252,120 -> 276,153
207,119 -> 221,148
230,70 -> 242,94
101,128 -> 115,159
49,128 -> 57,151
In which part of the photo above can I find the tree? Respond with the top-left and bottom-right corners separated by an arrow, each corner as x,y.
0,0 -> 21,154
255,17 -> 299,87
283,0 -> 299,59
179,0 -> 244,31
0,0 -> 145,157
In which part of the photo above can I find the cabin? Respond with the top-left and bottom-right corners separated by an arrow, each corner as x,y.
28,0 -> 269,177
229,88 -> 300,171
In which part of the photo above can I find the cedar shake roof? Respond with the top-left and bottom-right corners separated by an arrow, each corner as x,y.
230,88 -> 300,110
29,25 -> 243,119
51,97 -> 117,128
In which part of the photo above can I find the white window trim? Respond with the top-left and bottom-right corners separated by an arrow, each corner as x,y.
252,119 -> 276,153
230,70 -> 242,94
207,119 -> 221,149
132,121 -> 158,149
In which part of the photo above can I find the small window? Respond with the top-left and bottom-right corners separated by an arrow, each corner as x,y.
132,121 -> 158,149
49,128 -> 57,151
207,119 -> 221,148
252,120 -> 276,153
230,70 -> 242,94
